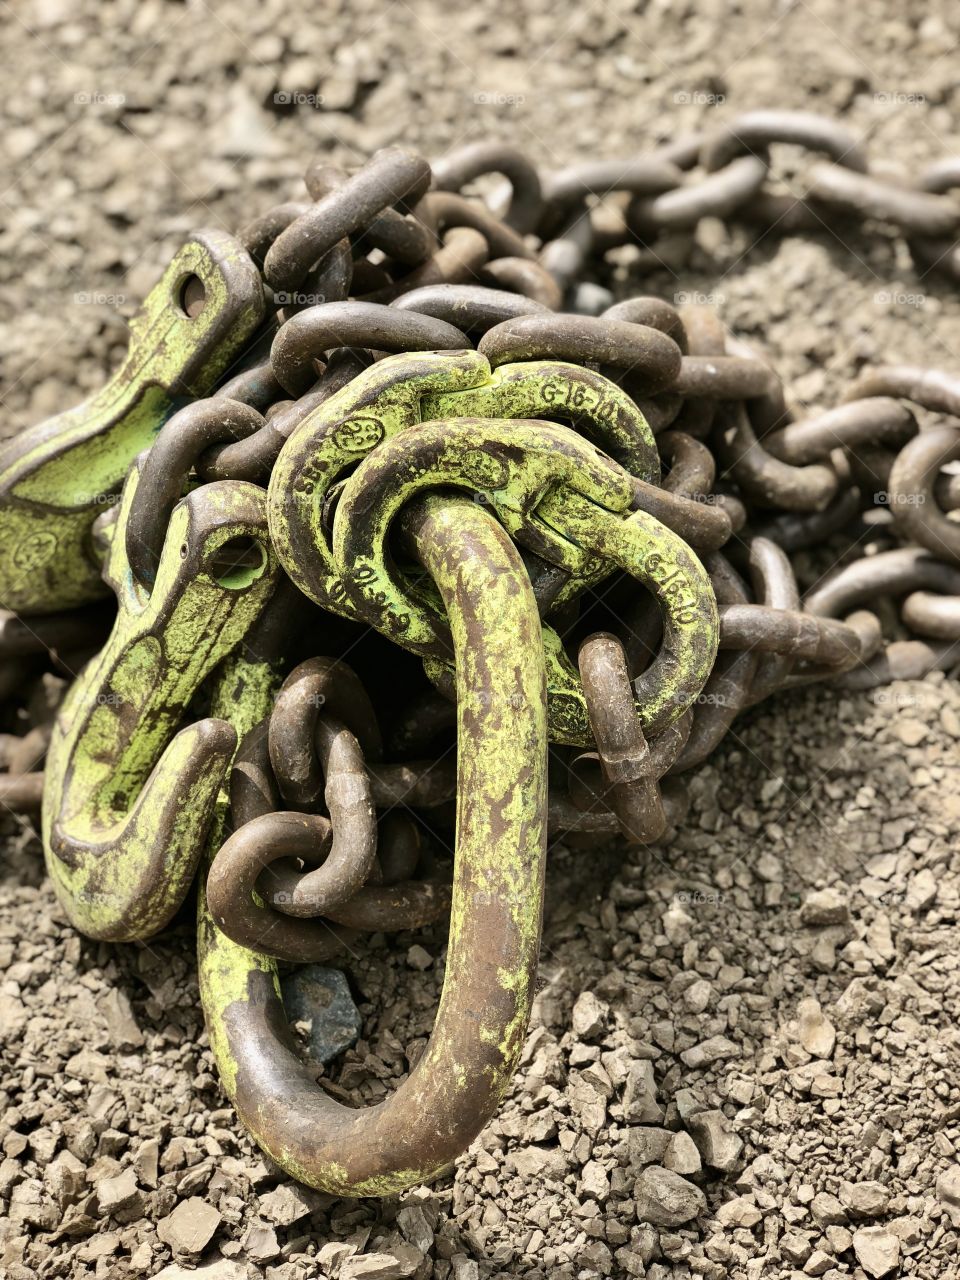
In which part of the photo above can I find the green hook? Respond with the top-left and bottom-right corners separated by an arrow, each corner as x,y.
0,231 -> 265,614
42,459 -> 279,941
330,417 -> 719,741
199,492 -> 548,1196
268,350 -> 658,619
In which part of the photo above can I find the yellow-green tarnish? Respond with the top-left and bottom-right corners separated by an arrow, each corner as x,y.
267,350 -> 657,622
268,354 -> 718,747
197,653 -> 283,1099
330,416 -> 719,745
199,494 -> 549,1197
42,460 -> 279,942
420,358 -> 660,483
0,231 -> 264,613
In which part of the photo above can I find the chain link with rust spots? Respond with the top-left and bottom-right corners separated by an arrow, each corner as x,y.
6,114 -> 960,853
4,112 -> 960,1196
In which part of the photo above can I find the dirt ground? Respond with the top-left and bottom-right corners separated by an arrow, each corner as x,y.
3,1 -> 960,1278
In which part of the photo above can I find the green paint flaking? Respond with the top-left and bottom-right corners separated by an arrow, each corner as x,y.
0,232 -> 264,613
42,460 -> 279,942
268,351 -> 656,624
200,494 -> 548,1197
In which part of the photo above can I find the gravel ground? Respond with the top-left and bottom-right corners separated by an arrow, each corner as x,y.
3,1 -> 960,1278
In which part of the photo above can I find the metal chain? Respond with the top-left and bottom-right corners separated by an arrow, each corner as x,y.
5,110 -> 960,1195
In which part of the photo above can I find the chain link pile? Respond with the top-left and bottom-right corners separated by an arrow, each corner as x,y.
2,110 -> 959,1194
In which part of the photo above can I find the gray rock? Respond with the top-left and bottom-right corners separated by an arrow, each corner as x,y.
635,1166 -> 706,1227
396,1204 -> 435,1253
797,997 -> 836,1058
716,1195 -> 762,1228
240,1222 -> 280,1262
621,1060 -> 664,1122
799,887 -> 851,926
936,1164 -> 960,1226
810,1191 -> 847,1225
281,965 -> 362,1065
680,1035 -> 740,1069
780,1231 -> 812,1264
839,1179 -> 890,1218
156,1198 -> 221,1254
95,1167 -> 142,1217
572,990 -> 608,1039
450,1257 -> 480,1280
44,1150 -> 86,1208
9,1179 -> 58,1230
580,1158 -> 610,1202
905,868 -> 937,911
257,1181 -> 320,1225
97,988 -> 144,1048
852,1226 -> 900,1277
803,1249 -> 833,1276
663,1131 -> 701,1176
133,1138 -> 159,1188
340,1248 -> 423,1280
406,944 -> 433,970
683,979 -> 712,1013
0,994 -> 27,1042
626,1127 -> 672,1167
509,1144 -> 567,1179
318,1242 -> 358,1273
154,1261 -> 246,1280
687,1109 -> 743,1171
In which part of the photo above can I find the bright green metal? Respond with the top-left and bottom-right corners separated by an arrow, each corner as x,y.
268,350 -> 657,620
269,349 -> 488,615
198,493 -> 549,1196
198,652 -> 285,1098
0,231 -> 265,614
42,461 -> 279,941
422,360 -> 660,483
331,417 -> 719,742
420,359 -> 659,482
536,492 -> 720,739
332,416 -> 633,652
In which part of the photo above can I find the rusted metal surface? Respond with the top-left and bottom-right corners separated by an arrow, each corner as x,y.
11,115 -> 960,1199
263,147 -> 433,292
41,465 -> 279,941
578,633 -> 666,844
0,232 -> 265,614
201,494 -> 548,1195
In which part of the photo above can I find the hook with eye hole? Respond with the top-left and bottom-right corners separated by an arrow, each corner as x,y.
42,458 -> 280,943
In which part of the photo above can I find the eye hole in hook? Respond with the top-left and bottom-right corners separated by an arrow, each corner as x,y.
178,273 -> 207,318
207,535 -> 268,589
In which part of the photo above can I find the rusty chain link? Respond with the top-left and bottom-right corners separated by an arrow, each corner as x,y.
5,110 -> 960,1195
